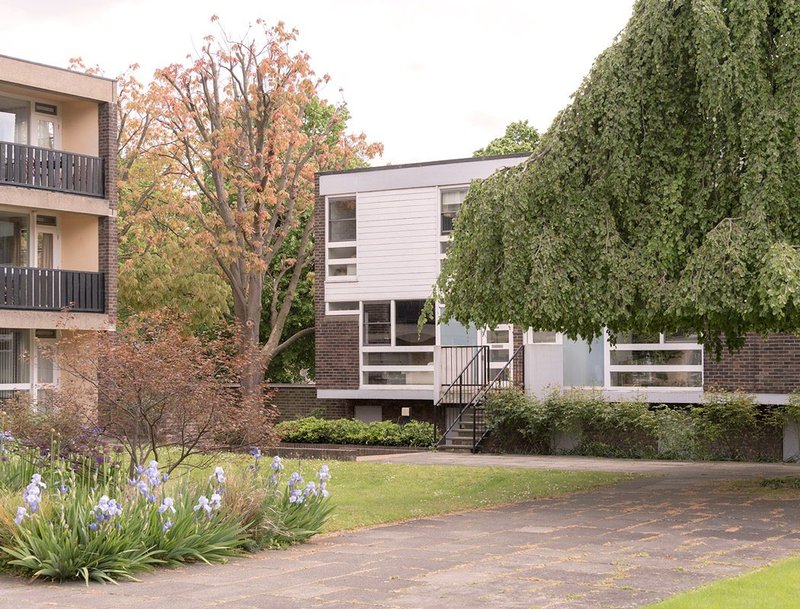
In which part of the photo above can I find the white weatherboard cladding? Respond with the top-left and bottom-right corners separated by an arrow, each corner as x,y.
325,187 -> 440,302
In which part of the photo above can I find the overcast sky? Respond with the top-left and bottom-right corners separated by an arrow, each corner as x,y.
3,0 -> 635,165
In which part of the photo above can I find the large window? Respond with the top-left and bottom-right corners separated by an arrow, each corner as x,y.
0,212 -> 29,267
327,197 -> 357,280
608,332 -> 702,388
0,329 -> 30,385
0,329 -> 58,400
0,96 -> 30,145
361,300 -> 435,387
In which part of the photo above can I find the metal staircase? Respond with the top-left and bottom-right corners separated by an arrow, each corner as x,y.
434,344 -> 524,452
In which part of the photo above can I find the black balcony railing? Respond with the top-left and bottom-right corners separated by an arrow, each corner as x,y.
0,267 -> 105,313
0,141 -> 104,198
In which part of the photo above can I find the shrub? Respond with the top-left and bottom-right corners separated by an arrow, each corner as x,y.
276,417 -> 437,447
0,437 -> 333,582
484,389 -> 783,461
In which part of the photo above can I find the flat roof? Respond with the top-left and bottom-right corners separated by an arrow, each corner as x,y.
319,153 -> 528,196
318,152 -> 530,177
0,54 -> 116,103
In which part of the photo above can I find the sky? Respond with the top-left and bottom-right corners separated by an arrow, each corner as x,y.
2,0 -> 636,165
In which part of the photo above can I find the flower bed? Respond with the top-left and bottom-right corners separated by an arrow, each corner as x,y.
0,436 -> 333,583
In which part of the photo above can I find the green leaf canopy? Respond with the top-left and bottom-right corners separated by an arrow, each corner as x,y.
437,0 -> 800,354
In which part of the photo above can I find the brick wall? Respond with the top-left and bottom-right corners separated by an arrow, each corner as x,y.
704,333 -> 800,393
98,101 -> 118,323
313,174 -> 360,390
377,400 -> 442,428
270,384 -> 353,421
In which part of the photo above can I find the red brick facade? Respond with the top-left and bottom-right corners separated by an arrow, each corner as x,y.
313,175 -> 360,390
270,384 -> 353,421
704,333 -> 800,394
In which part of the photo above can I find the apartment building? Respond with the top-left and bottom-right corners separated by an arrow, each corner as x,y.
0,55 -> 116,403
313,155 -> 800,455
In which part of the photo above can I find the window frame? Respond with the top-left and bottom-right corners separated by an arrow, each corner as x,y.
325,195 -> 358,283
604,330 -> 703,390
359,300 -> 436,389
0,92 -> 61,149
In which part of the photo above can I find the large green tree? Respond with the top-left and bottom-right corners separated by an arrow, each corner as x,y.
473,120 -> 540,156
438,0 -> 800,355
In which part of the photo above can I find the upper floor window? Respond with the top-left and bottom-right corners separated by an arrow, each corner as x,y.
328,197 -> 356,242
0,95 -> 60,150
0,96 -> 30,145
327,197 -> 357,280
441,188 -> 468,235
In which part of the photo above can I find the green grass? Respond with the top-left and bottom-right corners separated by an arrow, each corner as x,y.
644,557 -> 800,609
237,459 -> 631,531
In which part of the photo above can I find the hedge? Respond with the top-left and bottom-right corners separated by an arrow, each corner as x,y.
276,417 -> 436,447
484,389 -> 785,461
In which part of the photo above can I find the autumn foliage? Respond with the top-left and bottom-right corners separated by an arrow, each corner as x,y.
140,20 -> 381,389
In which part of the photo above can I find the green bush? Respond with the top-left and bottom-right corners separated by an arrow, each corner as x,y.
276,417 -> 437,447
484,389 -> 783,461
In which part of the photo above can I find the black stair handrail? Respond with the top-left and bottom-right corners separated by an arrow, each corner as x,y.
436,343 -> 525,451
471,344 -> 525,450
431,345 -> 489,445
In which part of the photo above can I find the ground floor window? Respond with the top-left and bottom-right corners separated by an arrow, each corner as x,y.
361,300 -> 435,387
0,328 -> 58,399
528,330 -> 703,389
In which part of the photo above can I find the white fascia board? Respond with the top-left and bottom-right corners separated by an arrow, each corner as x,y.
319,156 -> 527,196
317,388 -> 434,401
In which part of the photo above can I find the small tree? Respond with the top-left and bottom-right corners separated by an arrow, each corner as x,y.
55,314 -> 275,474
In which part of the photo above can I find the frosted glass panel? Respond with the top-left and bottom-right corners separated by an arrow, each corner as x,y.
563,336 -> 604,387
439,319 -> 477,346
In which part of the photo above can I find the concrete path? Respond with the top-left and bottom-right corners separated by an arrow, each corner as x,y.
2,456 -> 799,609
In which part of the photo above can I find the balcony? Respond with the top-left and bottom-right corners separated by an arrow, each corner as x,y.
0,141 -> 104,198
0,267 -> 105,313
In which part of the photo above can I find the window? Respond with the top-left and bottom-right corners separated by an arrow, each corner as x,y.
0,96 -> 30,145
327,197 -> 357,280
361,300 -> 436,387
528,330 -> 560,344
328,198 -> 356,242
608,332 -> 702,388
0,329 -> 30,385
363,303 -> 391,346
395,300 -> 435,346
326,301 -> 359,315
0,212 -> 29,267
440,188 -> 468,235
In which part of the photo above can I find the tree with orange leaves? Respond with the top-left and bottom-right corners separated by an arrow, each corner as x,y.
148,19 -> 381,391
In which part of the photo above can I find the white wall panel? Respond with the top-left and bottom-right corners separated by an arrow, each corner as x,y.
326,186 -> 440,303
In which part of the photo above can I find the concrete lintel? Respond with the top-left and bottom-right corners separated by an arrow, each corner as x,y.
0,310 -> 113,331
0,184 -> 113,216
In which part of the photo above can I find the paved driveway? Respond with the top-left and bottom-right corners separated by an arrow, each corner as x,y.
2,456 -> 798,609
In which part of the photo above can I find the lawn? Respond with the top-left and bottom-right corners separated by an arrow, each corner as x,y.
233,458 -> 632,531
644,557 -> 800,609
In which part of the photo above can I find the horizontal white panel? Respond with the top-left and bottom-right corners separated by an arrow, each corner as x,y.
319,155 -> 528,196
